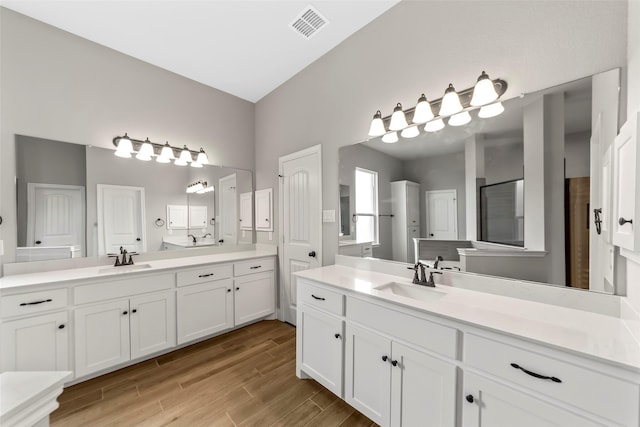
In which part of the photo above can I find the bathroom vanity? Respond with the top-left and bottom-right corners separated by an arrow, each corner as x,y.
0,249 -> 276,384
295,257 -> 640,427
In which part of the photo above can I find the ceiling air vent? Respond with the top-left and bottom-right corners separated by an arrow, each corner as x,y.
290,6 -> 328,39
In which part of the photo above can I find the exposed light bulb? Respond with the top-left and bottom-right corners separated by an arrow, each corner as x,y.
136,138 -> 154,161
400,125 -> 420,138
368,110 -> 386,137
388,103 -> 408,131
381,132 -> 399,144
114,133 -> 133,158
448,111 -> 472,126
412,94 -> 434,124
196,148 -> 209,165
478,102 -> 505,118
424,119 -> 445,132
438,84 -> 463,116
470,71 -> 499,106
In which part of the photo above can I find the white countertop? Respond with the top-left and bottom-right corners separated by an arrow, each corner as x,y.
295,264 -> 640,372
0,249 -> 276,290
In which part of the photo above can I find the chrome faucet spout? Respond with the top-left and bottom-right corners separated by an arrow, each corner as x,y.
434,255 -> 444,270
202,233 -> 212,239
187,234 -> 197,243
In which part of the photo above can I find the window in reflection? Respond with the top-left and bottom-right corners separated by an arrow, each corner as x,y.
355,167 -> 379,244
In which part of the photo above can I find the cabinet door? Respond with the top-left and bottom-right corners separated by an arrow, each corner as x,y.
255,188 -> 273,231
390,342 -> 456,427
299,305 -> 344,397
462,373 -> 603,427
188,205 -> 207,229
612,111 -> 639,251
239,192 -> 253,230
177,279 -> 234,344
167,205 -> 188,230
345,323 -> 391,426
406,183 -> 420,227
1,311 -> 69,372
234,271 -> 275,326
75,299 -> 130,377
130,291 -> 176,360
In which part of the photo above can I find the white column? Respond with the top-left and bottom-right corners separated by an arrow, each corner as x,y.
465,134 -> 484,241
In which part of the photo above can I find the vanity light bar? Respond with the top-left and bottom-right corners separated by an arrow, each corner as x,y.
368,72 -> 508,140
112,134 -> 209,167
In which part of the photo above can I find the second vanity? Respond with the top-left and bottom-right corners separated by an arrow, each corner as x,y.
0,248 -> 276,384
295,257 -> 640,427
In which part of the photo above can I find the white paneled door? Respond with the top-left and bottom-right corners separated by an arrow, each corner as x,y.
219,173 -> 238,245
279,145 -> 322,325
97,184 -> 146,255
426,190 -> 458,240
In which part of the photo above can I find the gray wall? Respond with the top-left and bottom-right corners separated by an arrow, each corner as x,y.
338,144 -> 404,260
0,7 -> 254,265
484,143 -> 524,185
403,152 -> 467,241
565,131 -> 591,178
254,0 -> 628,266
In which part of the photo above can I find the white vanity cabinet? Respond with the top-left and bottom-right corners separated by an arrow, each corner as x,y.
0,288 -> 70,372
176,263 -> 234,344
297,280 -> 345,397
233,258 -> 276,326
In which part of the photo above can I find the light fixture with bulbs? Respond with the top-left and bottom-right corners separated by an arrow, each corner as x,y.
186,180 -> 214,194
367,72 -> 507,142
112,133 -> 209,167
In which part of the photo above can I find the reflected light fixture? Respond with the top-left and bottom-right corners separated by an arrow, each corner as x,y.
478,101 -> 505,118
424,119 -> 445,132
197,185 -> 215,194
438,84 -> 463,116
382,132 -> 399,143
186,180 -> 206,193
389,103 -> 409,131
112,134 -> 210,168
448,111 -> 472,127
412,94 -> 434,124
368,110 -> 386,137
400,125 -> 420,138
470,71 -> 499,106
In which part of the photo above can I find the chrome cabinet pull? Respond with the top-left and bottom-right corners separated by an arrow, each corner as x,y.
510,363 -> 562,383
20,299 -> 52,306
619,217 -> 633,226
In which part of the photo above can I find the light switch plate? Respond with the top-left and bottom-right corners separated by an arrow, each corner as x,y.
322,210 -> 336,223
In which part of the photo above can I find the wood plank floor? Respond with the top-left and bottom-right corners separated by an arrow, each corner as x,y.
51,320 -> 377,427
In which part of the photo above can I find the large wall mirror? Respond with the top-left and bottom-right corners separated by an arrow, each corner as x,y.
15,135 -> 253,262
339,69 -> 621,295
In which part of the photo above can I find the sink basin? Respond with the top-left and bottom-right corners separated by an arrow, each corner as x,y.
98,263 -> 153,274
374,282 -> 446,302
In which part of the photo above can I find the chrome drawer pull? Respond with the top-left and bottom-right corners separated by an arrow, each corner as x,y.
20,299 -> 52,306
510,363 -> 562,383
311,294 -> 325,301
198,273 -> 214,278
249,265 -> 262,269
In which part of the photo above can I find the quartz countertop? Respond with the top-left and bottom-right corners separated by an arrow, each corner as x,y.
0,249 -> 276,291
295,264 -> 640,372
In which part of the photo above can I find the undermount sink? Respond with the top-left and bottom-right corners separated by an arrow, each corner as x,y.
374,282 -> 446,302
98,263 -> 153,274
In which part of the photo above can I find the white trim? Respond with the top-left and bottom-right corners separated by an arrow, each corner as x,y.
278,144 -> 322,322
425,189 -> 458,239
96,184 -> 147,256
457,248 -> 547,258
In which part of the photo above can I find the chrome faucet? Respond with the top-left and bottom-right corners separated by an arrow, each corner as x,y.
202,233 -> 212,239
408,261 -> 442,287
187,234 -> 197,243
433,255 -> 444,270
108,246 -> 137,266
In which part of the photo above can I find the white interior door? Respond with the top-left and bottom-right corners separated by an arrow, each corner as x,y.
97,184 -> 146,255
219,174 -> 238,245
279,145 -> 322,325
27,183 -> 85,253
426,190 -> 458,240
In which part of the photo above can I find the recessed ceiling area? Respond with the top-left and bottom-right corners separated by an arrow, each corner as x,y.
0,0 -> 399,102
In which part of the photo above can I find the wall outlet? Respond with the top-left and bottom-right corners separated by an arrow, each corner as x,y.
322,210 -> 336,223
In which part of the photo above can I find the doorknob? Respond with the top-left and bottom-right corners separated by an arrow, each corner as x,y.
429,233 -> 434,237
308,251 -> 316,258
35,240 -> 42,245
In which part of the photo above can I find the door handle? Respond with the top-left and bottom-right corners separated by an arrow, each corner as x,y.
308,251 -> 316,258
35,240 -> 42,245
136,237 -> 141,241
429,233 -> 434,237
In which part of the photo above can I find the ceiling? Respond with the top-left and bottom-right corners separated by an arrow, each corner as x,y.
0,0 -> 399,102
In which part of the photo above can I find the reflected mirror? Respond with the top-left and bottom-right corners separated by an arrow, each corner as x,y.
339,70 -> 620,294
15,135 -> 254,262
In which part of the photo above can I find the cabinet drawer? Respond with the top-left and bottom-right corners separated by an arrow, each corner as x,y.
298,280 -> 344,316
347,296 -> 458,359
234,258 -> 275,277
74,273 -> 173,305
464,333 -> 639,426
1,288 -> 68,318
176,264 -> 233,287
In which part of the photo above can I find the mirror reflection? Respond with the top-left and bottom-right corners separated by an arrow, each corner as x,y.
15,135 -> 254,261
339,71 -> 618,294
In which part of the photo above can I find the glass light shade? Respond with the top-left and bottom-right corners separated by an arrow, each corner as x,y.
114,135 -> 133,158
412,94 -> 434,124
381,132 -> 398,143
157,142 -> 175,163
190,161 -> 203,168
388,103 -> 408,131
368,110 -> 386,137
177,146 -> 192,164
448,111 -> 472,127
186,181 -> 204,193
424,119 -> 445,132
197,186 -> 215,194
400,125 -> 420,138
196,148 -> 209,165
478,101 -> 505,118
438,84 -> 463,116
470,71 -> 499,106
155,155 -> 170,163
136,140 -> 154,161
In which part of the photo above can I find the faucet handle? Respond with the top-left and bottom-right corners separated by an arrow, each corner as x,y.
408,264 -> 420,284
